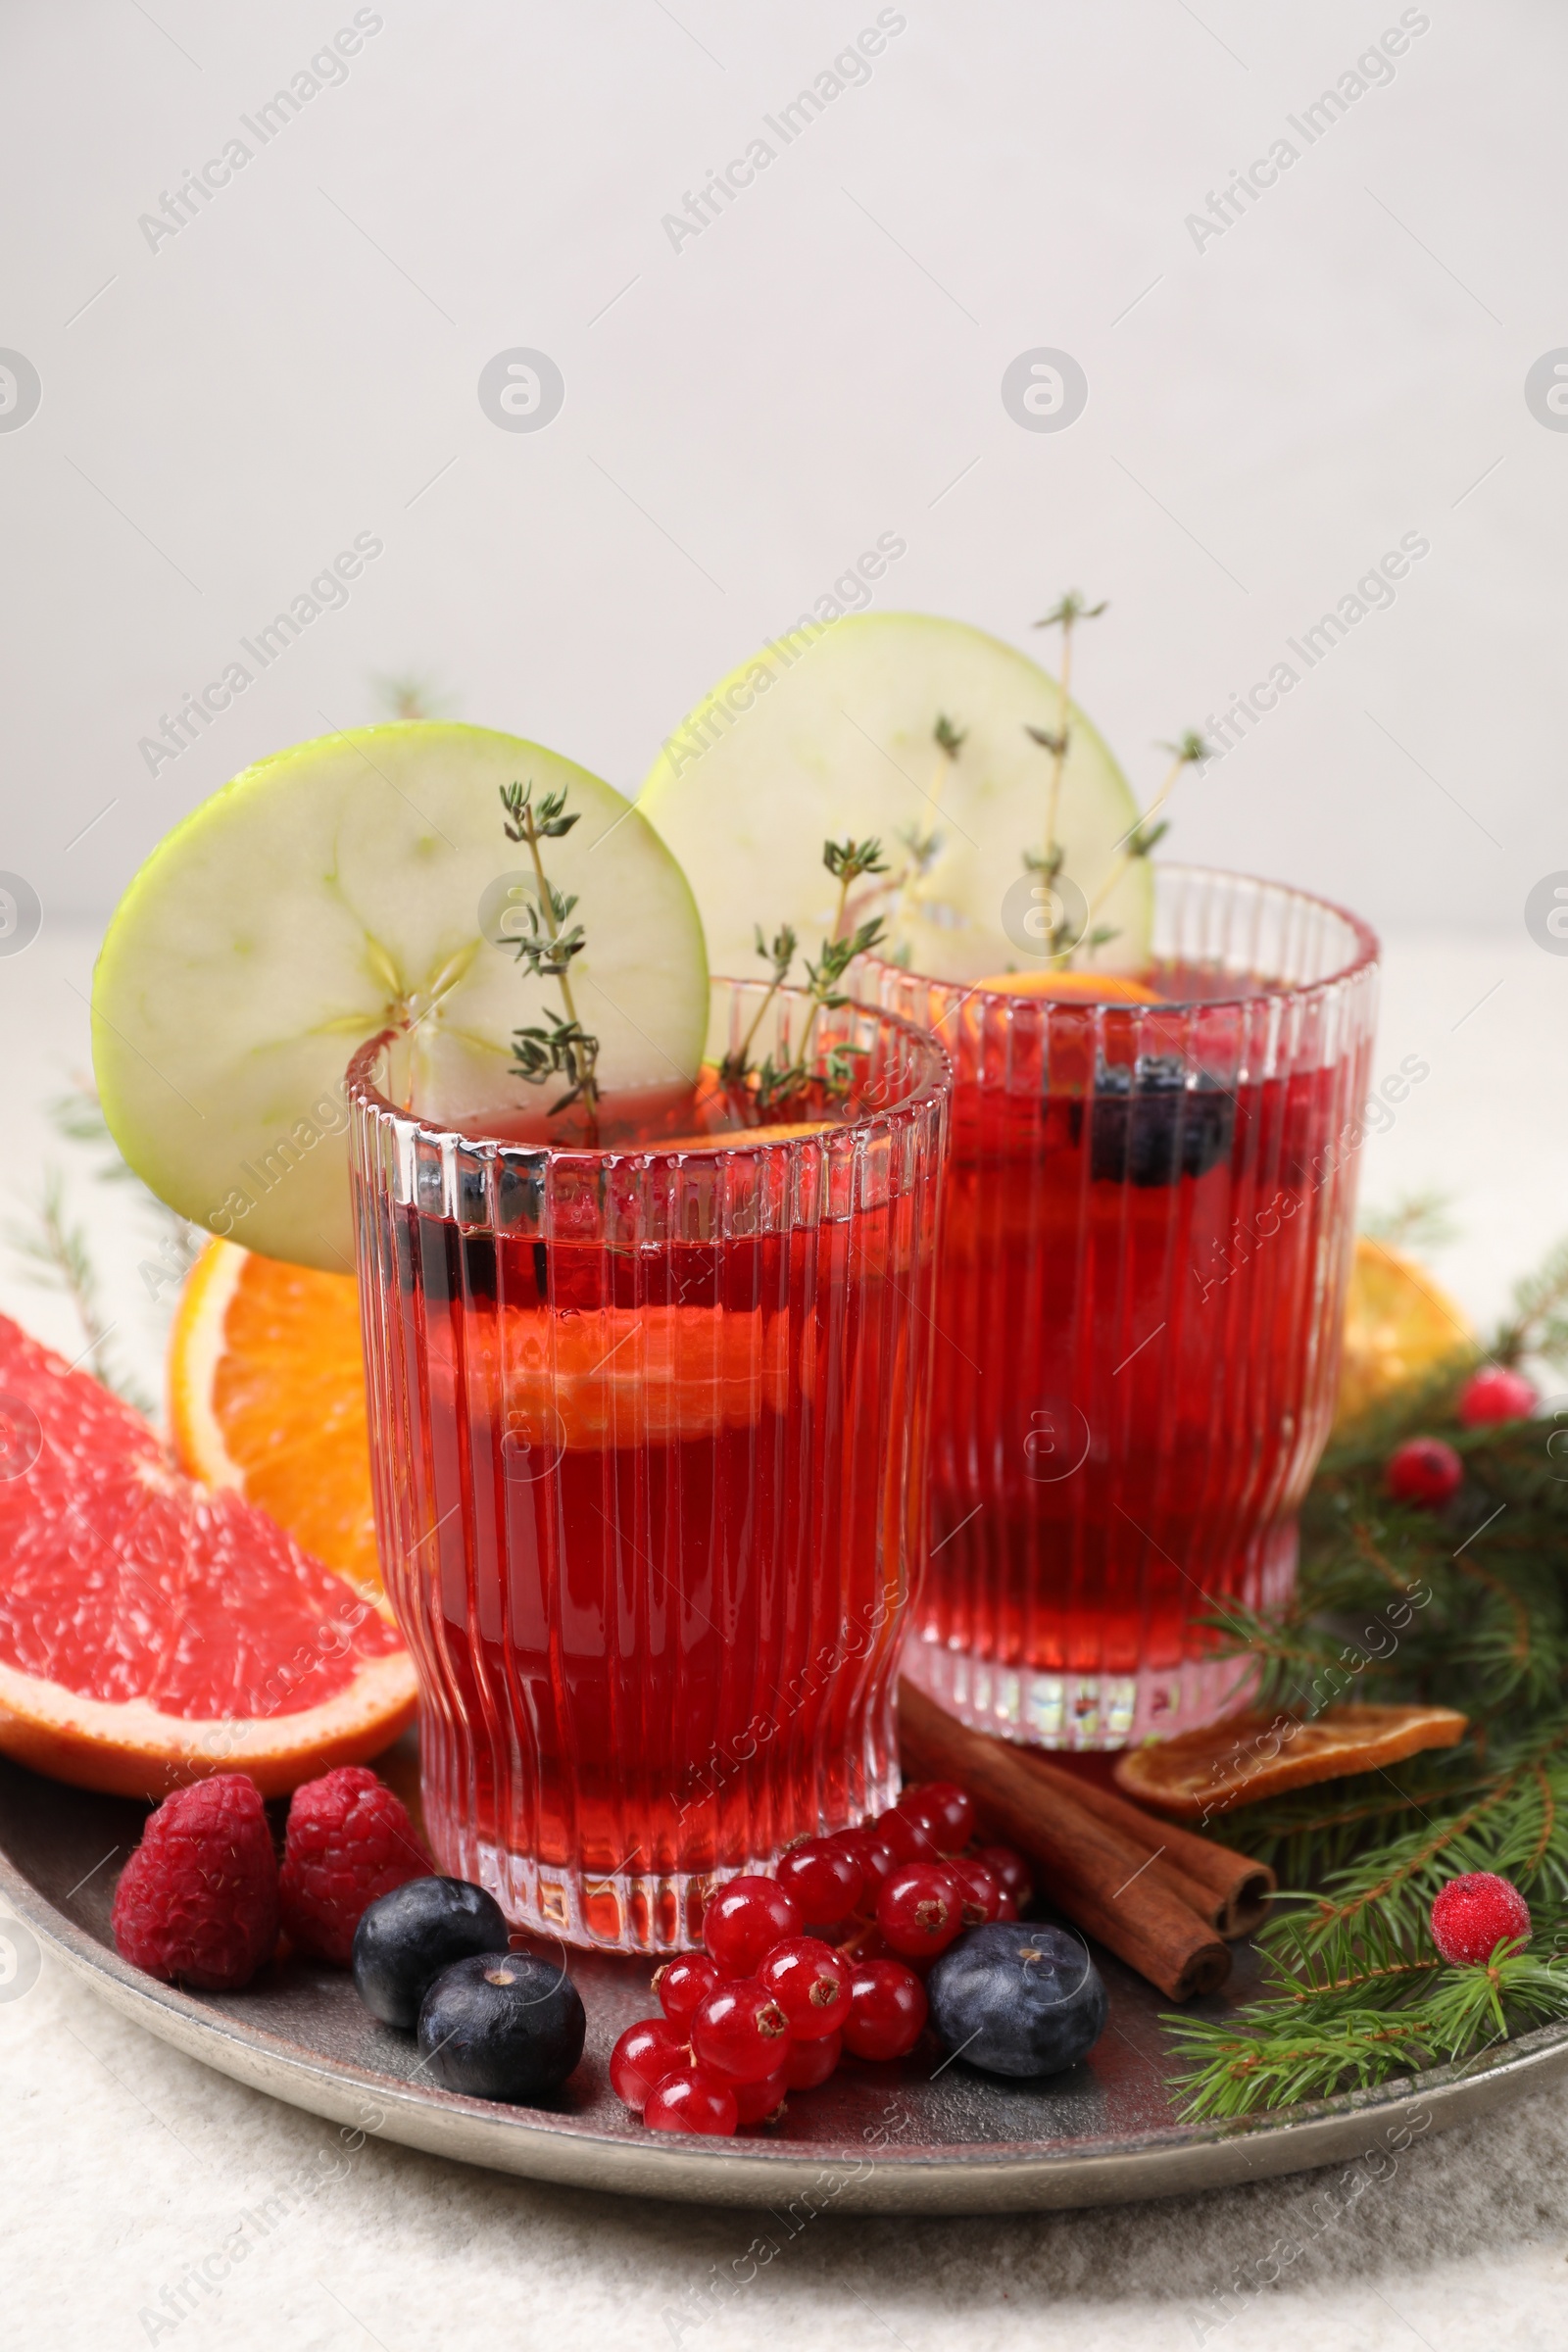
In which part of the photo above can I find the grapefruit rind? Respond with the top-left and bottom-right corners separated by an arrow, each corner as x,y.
0,1648 -> 416,1800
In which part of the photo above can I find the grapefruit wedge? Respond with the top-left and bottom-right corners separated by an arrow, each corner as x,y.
0,1314 -> 415,1799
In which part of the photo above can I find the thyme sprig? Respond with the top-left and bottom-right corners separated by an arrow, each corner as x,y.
499,780 -> 600,1131
730,839 -> 888,1117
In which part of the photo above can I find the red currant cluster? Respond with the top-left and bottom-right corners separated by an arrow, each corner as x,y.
610,1781 -> 1032,2136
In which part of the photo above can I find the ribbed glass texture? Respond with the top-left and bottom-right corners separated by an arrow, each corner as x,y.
348,982 -> 950,1953
870,865 -> 1381,1750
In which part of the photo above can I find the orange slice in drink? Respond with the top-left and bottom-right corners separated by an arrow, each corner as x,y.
487,1306 -> 792,1450
170,1239 -> 382,1604
967,970 -> 1162,1003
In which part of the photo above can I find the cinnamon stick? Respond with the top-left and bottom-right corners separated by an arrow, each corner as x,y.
898,1679 -> 1229,2002
1004,1755 -> 1276,1937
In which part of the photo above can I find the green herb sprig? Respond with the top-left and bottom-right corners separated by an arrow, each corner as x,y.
731,839 -> 888,1117
499,780 -> 600,1131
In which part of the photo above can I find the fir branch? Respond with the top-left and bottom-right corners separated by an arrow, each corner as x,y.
5,1167 -> 154,1413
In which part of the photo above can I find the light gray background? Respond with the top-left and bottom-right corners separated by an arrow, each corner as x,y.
2,0 -> 1563,938
4,4 -> 1568,2345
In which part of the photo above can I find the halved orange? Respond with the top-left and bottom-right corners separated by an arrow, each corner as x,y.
170,1239 -> 382,1605
1334,1236 -> 1475,1431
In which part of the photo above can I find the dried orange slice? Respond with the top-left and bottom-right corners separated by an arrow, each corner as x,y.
1113,1703 -> 1468,1818
1335,1236 -> 1474,1430
170,1239 -> 381,1605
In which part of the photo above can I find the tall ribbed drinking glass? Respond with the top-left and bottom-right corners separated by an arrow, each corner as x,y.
870,865 -> 1380,1749
348,981 -> 950,1953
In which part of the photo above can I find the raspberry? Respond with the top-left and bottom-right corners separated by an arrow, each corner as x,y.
1430,1872 -> 1532,1968
1385,1437 -> 1462,1508
111,1773 -> 278,1991
279,1767 -> 430,1966
1459,1368 -> 1538,1427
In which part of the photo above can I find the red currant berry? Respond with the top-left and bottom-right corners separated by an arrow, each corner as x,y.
876,1862 -> 964,1959
828,1828 -> 897,1898
691,1978 -> 792,2083
703,1877 -> 802,1976
973,1843 -> 1033,1909
894,1780 -> 974,1855
731,2061 -> 790,2127
653,1952 -> 720,2029
759,1936 -> 852,2038
1430,1871 -> 1532,1967
776,1838 -> 863,1929
785,2028 -> 842,2089
872,1806 -> 936,1863
610,2018 -> 688,2111
842,1958 -> 927,2060
644,2067 -> 738,2135
1459,1367 -> 1538,1427
1386,1437 -> 1463,1507
947,1858 -> 1003,1925
994,1888 -> 1019,1922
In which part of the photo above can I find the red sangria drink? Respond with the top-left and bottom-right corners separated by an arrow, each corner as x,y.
872,866 -> 1379,1747
348,980 -> 948,1952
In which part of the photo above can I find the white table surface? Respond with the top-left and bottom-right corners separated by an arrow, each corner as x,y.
4,920 -> 1567,2352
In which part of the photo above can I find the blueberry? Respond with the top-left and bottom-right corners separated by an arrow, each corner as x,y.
1087,1057 -> 1234,1187
925,1922 -> 1107,2079
416,1951 -> 586,2104
352,1876 -> 510,2030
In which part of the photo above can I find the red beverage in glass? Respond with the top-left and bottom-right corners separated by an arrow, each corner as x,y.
349,982 -> 948,1951
872,866 -> 1380,1747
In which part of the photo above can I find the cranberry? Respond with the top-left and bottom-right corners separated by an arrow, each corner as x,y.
759,1936 -> 852,2038
691,1978 -> 792,2082
731,2061 -> 790,2126
1459,1367 -> 1538,1427
842,1958 -> 927,2060
947,1857 -> 1003,1925
894,1780 -> 974,1855
776,1838 -> 864,1929
644,2067 -> 738,2135
703,1877 -> 802,1976
1386,1436 -> 1463,1507
785,2028 -> 843,2089
876,1862 -> 964,1959
973,1843 -> 1033,1909
653,1952 -> 720,2029
610,2017 -> 688,2111
1430,1871 -> 1532,1967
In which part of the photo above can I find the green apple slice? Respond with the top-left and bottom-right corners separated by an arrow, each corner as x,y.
638,611 -> 1152,986
93,723 -> 709,1273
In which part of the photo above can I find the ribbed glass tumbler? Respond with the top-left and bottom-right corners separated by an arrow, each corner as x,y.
348,982 -> 950,1953
871,865 -> 1380,1750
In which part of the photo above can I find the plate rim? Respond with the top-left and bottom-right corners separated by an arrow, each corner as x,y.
7,1838 -> 1568,2213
